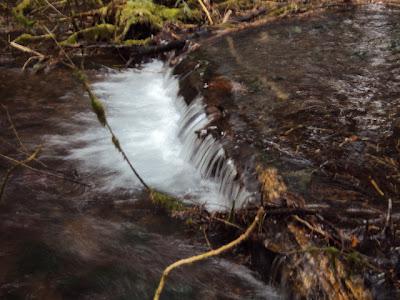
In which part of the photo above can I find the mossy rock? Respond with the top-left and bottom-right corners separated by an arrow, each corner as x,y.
12,0 -> 35,27
115,0 -> 201,41
60,24 -> 116,46
150,190 -> 185,212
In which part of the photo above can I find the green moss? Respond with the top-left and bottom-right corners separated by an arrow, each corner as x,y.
123,37 -> 151,45
73,69 -> 87,82
56,0 -> 201,45
150,190 -> 184,212
112,136 -> 122,151
60,24 -> 116,46
179,2 -> 202,22
159,7 -> 180,20
116,0 -> 162,41
13,33 -> 54,44
115,0 -> 200,41
89,92 -> 107,126
345,251 -> 364,270
12,0 -> 35,27
73,69 -> 107,126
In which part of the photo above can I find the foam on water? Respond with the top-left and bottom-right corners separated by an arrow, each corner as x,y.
50,61 -> 251,211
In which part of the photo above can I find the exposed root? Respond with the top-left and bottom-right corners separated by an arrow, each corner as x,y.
153,206 -> 265,300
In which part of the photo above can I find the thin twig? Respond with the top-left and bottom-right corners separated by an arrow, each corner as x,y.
22,55 -> 42,70
202,225 -> 213,250
292,215 -> 330,240
105,123 -> 150,190
382,198 -> 393,236
198,0 -> 213,25
0,153 -> 91,187
9,41 -> 45,58
1,148 -> 40,203
153,207 -> 265,300
43,0 -> 66,16
211,216 -> 244,230
0,137 -> 47,168
1,104 -> 28,152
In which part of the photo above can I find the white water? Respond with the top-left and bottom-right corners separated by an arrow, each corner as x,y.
50,61 -> 251,211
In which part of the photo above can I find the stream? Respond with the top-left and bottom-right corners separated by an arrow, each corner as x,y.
0,64 -> 278,299
48,61 -> 251,211
1,2 -> 400,299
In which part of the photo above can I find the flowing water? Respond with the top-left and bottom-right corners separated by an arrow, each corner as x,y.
49,61 -> 251,211
2,3 -> 400,299
0,64 -> 276,299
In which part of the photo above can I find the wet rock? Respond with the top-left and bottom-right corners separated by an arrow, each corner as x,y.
205,105 -> 224,122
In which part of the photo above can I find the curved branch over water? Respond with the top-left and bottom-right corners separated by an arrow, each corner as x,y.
153,206 -> 265,300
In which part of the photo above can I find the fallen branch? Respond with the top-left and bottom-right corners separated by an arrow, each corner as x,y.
153,206 -> 265,300
9,41 -> 45,59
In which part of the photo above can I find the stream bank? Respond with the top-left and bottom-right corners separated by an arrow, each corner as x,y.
173,2 -> 400,299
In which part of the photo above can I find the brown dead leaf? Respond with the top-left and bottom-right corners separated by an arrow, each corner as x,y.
257,166 -> 287,206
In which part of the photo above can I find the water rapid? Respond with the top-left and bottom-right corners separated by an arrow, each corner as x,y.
50,61 -> 251,211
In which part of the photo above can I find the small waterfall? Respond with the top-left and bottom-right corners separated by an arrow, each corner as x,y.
47,61 -> 252,211
176,97 -> 252,209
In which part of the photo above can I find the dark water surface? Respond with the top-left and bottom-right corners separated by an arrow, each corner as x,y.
0,67 -> 279,300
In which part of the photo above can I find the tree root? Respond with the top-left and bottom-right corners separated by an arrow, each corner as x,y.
153,206 -> 265,300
